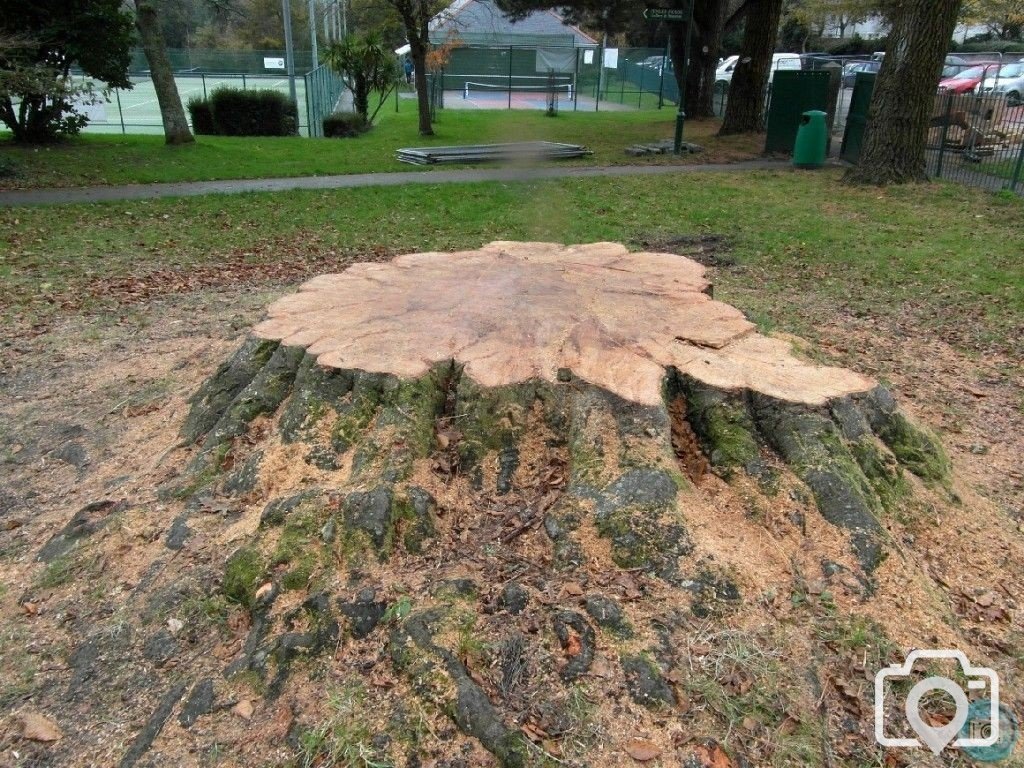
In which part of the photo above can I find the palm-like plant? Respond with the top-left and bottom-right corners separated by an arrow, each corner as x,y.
323,34 -> 399,124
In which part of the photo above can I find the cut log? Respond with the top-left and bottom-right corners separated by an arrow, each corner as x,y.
174,241 -> 950,767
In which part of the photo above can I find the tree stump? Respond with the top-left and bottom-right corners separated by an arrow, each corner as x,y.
175,242 -> 949,766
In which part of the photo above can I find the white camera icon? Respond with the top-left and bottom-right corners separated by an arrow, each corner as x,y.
875,649 -> 1000,754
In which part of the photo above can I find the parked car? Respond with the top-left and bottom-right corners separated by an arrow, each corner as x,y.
938,62 -> 1000,94
980,60 -> 1024,105
842,60 -> 880,88
640,55 -> 673,76
715,53 -> 801,88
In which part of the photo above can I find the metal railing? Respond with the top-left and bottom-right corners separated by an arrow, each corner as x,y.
927,89 -> 1024,194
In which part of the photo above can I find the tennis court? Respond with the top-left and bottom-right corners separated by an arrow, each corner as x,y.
76,74 -> 313,135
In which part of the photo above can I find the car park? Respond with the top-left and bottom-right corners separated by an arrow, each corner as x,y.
980,60 -> 1024,105
842,60 -> 880,88
938,62 -> 1000,93
715,52 -> 801,88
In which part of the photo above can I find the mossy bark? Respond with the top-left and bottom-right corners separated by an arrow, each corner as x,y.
178,336 -> 953,762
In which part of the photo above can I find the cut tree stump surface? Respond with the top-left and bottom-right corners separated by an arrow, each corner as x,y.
253,241 -> 874,406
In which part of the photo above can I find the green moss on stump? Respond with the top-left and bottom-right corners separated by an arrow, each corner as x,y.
223,547 -> 266,609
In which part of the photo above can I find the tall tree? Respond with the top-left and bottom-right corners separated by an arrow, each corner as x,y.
383,0 -> 445,135
135,0 -> 195,145
686,0 -> 727,118
960,0 -> 1024,40
845,0 -> 961,184
718,0 -> 784,135
0,0 -> 133,142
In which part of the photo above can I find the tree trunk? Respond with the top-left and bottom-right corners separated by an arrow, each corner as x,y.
412,44 -> 433,136
845,0 -> 962,184
718,0 -> 784,135
170,240 -> 952,767
685,0 -> 726,119
135,0 -> 194,145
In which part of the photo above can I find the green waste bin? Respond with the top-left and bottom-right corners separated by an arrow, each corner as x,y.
793,110 -> 828,169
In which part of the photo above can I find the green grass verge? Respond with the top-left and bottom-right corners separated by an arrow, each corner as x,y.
1,169 -> 1021,356
0,107 -> 758,189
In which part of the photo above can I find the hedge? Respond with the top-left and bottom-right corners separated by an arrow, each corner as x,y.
186,96 -> 216,135
323,111 -> 369,138
187,88 -> 298,137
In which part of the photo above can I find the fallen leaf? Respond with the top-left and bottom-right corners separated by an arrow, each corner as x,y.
21,601 -> 38,616
625,739 -> 661,762
689,740 -> 734,768
232,700 -> 254,721
20,713 -> 61,742
563,581 -> 584,596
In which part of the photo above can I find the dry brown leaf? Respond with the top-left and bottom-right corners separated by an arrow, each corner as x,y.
563,582 -> 584,597
690,740 -> 734,768
232,700 -> 254,721
625,739 -> 661,762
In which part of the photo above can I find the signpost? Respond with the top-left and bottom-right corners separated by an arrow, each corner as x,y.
644,3 -> 694,154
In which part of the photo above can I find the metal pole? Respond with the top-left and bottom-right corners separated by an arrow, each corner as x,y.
1009,131 -> 1024,193
308,0 -> 319,67
674,3 -> 694,154
282,0 -> 298,105
115,89 -> 125,134
657,41 -> 667,109
573,48 -> 579,112
508,46 -> 513,109
936,90 -> 952,179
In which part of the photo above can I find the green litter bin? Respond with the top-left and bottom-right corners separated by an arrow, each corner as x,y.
793,110 -> 828,169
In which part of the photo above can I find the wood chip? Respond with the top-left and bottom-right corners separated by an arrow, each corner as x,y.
232,700 -> 254,721
19,713 -> 61,742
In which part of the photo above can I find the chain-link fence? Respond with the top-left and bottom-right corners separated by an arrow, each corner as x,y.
430,45 -> 680,112
71,48 -> 347,137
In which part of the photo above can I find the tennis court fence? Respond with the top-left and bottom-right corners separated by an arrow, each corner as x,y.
72,47 -> 345,137
429,45 -> 681,112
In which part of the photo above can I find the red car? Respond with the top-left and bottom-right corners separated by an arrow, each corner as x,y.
938,62 -> 1000,93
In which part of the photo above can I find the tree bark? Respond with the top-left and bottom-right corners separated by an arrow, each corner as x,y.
844,0 -> 962,184
134,0 -> 194,145
685,0 -> 727,119
391,0 -> 434,136
718,0 -> 784,135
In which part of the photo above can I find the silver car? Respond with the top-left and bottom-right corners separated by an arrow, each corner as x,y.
981,60 -> 1024,106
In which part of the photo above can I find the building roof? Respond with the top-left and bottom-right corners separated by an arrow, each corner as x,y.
430,0 -> 596,47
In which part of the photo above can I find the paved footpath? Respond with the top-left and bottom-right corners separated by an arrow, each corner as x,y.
0,159 -> 791,206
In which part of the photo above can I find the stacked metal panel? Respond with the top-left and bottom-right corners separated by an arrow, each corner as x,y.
396,141 -> 590,165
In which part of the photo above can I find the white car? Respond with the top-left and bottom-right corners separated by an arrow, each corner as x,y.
715,53 -> 801,89
981,60 -> 1024,106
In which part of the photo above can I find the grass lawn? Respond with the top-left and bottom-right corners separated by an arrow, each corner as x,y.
0,107 -> 761,190
2,169 -> 1021,360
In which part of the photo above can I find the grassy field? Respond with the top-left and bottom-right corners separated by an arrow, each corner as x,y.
0,108 -> 760,189
2,168 -> 1021,359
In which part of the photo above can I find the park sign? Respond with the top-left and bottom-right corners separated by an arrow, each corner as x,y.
264,57 -> 286,70
643,4 -> 691,22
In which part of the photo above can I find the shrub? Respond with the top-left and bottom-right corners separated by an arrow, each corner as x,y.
0,156 -> 18,179
323,111 -> 369,138
186,97 -> 217,135
208,88 -> 298,137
